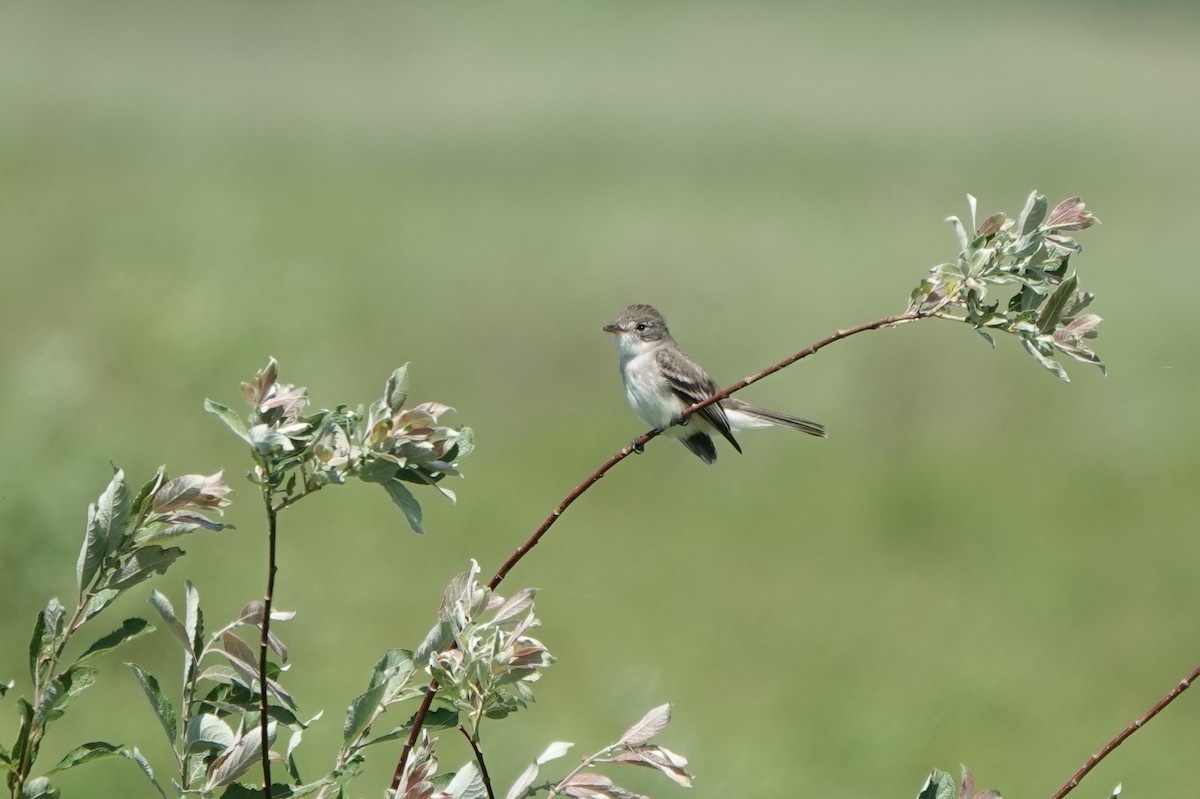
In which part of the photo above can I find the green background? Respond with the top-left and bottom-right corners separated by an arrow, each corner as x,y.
2,1 -> 1198,797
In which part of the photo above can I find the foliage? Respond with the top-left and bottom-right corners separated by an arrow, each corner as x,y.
3,467 -> 233,798
910,192 -> 1103,382
0,192 -> 1129,799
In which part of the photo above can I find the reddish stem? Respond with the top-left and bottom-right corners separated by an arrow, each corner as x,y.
1049,660 -> 1200,799
388,309 -> 922,793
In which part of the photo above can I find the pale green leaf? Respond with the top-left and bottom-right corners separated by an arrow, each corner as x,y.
128,664 -> 177,745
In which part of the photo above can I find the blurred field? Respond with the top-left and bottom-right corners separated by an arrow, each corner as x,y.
2,1 -> 1199,797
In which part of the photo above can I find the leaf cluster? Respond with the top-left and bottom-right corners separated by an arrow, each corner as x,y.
3,468 -> 233,798
207,359 -> 473,532
129,583 -> 318,797
909,192 -> 1103,381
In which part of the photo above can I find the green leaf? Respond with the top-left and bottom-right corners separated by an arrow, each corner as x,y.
443,762 -> 486,799
128,664 -> 177,746
106,546 -> 185,590
34,665 -> 96,727
148,591 -> 191,654
184,713 -> 236,754
343,683 -> 387,744
1018,191 -> 1048,236
128,468 -> 167,525
205,399 -> 252,444
1038,274 -> 1078,334
77,505 -> 106,594
96,468 -> 133,560
76,618 -> 152,665
450,427 -> 475,460
385,364 -> 411,412
421,706 -> 459,730
122,746 -> 167,798
382,480 -> 424,533
29,598 -> 65,683
1022,338 -> 1070,382
915,769 -> 956,799
80,588 -> 120,623
47,741 -> 122,774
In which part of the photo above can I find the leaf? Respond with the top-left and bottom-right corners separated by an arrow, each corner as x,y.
414,621 -> 453,666
34,665 -> 96,727
77,618 -> 152,664
77,505 -> 106,593
386,364 -> 411,412
505,762 -> 539,799
946,215 -> 968,251
128,468 -> 167,525
185,713 -> 237,753
123,746 -> 168,798
444,762 -> 487,799
916,769 -> 958,799
128,664 -> 177,745
19,776 -> 58,799
95,468 -> 132,560
148,591 -> 191,654
80,588 -> 120,623
619,703 -> 671,746
205,399 -> 252,444
205,722 -> 275,790
343,683 -> 387,744
451,427 -> 475,460
1038,274 -> 1078,333
184,580 -> 202,657
382,479 -> 424,533
606,745 -> 691,788
1018,191 -> 1048,236
536,741 -> 574,765
48,741 -> 122,773
106,546 -> 185,590
29,598 -> 65,683
1022,338 -> 1070,383
490,588 -> 537,626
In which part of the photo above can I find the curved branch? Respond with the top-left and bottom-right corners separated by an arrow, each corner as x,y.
1050,659 -> 1200,799
388,308 -> 923,793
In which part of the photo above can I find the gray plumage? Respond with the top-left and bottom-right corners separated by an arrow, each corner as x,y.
603,304 -> 825,464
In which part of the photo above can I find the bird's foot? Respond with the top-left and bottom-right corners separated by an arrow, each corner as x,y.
630,437 -> 645,454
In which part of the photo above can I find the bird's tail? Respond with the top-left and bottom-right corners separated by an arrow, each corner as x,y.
722,398 -> 827,438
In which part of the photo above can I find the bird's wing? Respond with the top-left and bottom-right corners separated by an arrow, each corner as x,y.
656,347 -> 742,453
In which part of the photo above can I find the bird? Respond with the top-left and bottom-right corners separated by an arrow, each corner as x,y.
602,304 -> 825,463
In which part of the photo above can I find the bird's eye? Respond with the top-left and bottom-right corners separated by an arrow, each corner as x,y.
635,323 -> 647,331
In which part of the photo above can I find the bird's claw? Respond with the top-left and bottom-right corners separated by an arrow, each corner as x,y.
630,438 -> 645,454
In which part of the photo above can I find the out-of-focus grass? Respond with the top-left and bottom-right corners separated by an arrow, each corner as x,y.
2,1 -> 1198,797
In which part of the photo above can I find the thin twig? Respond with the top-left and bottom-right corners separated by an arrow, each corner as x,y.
259,489 -> 279,799
1049,659 -> 1200,799
389,309 -> 923,793
458,725 -> 496,799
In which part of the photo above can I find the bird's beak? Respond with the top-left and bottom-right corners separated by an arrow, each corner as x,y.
602,323 -> 622,334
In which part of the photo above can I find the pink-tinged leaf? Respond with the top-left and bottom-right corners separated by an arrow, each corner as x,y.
1046,196 -> 1098,231
619,703 -> 671,746
606,745 -> 692,787
491,588 -> 537,625
959,765 -> 974,799
204,722 -> 275,789
976,212 -> 1006,239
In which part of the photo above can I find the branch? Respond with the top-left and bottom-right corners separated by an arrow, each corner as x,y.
1049,659 -> 1200,799
388,308 -> 924,792
259,489 -> 279,799
459,725 -> 496,799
